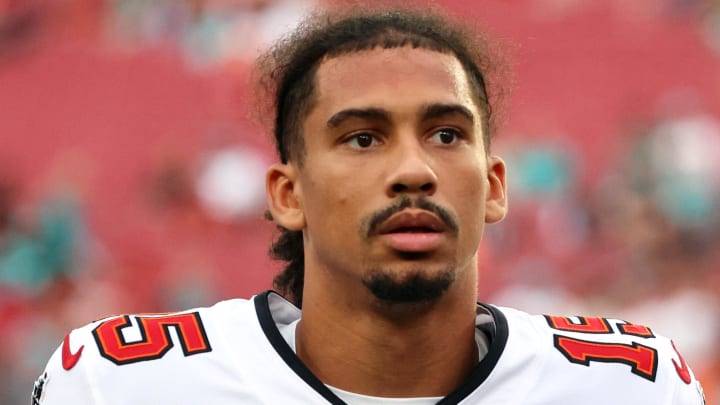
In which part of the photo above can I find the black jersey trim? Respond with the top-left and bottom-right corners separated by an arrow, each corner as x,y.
254,291 -> 510,405
437,302 -> 509,404
254,291 -> 346,404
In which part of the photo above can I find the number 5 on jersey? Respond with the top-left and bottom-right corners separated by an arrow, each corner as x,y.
93,312 -> 212,365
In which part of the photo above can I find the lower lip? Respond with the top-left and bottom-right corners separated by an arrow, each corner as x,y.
380,232 -> 444,252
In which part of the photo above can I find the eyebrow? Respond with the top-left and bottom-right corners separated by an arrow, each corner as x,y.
326,108 -> 391,129
325,103 -> 475,129
420,103 -> 475,124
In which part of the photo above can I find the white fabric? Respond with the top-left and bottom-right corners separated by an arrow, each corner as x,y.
36,292 -> 706,404
277,318 -> 300,351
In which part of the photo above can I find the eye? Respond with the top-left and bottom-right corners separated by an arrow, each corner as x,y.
429,128 -> 462,145
345,133 -> 380,149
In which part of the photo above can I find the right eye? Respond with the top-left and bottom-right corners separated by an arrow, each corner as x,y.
345,133 -> 380,149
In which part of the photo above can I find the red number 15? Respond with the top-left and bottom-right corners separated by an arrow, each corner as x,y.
546,316 -> 658,382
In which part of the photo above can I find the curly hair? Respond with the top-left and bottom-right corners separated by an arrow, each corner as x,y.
256,5 -> 505,306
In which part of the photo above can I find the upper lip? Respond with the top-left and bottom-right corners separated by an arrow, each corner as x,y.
377,210 -> 447,234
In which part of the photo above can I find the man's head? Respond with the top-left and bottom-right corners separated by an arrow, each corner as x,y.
258,6 -> 501,165
260,6 -> 507,306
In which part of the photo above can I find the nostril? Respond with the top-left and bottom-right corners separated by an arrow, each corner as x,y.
392,183 -> 408,193
391,182 -> 435,194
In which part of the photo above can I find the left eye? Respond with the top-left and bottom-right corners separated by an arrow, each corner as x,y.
429,129 -> 461,145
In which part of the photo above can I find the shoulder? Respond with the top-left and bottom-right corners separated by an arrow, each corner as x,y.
72,297 -> 255,364
485,305 -> 706,404
34,297 -> 259,405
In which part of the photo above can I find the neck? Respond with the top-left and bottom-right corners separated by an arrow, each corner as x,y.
296,260 -> 479,398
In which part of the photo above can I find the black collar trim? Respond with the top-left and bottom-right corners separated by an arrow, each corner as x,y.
255,291 -> 345,404
254,291 -> 509,405
437,302 -> 509,404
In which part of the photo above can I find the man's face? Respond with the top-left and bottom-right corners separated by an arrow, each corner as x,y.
280,46 -> 506,303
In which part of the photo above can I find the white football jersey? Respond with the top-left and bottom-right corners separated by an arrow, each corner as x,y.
34,291 -> 705,404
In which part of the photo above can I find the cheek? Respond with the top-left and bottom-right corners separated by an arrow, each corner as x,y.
301,166 -> 359,233
312,177 -> 352,209
448,163 -> 487,235
448,158 -> 486,198
306,156 -> 372,206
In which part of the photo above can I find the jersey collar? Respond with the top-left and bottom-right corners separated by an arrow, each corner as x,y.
254,291 -> 509,404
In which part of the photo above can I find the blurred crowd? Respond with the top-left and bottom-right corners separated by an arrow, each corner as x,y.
1,0 -> 720,403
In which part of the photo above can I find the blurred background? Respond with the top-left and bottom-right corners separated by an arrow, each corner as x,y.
1,0 -> 719,403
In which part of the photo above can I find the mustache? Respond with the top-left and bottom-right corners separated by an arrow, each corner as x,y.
363,196 -> 459,238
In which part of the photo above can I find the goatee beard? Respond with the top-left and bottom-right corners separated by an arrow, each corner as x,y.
362,268 -> 455,304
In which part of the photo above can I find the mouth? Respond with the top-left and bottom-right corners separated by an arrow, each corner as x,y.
377,210 -> 447,252
378,210 -> 447,234
387,226 -> 438,233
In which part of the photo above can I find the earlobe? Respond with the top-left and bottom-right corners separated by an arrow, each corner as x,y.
266,163 -> 305,231
484,156 -> 508,224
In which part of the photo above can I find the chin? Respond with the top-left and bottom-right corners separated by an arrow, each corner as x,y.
361,264 -> 456,305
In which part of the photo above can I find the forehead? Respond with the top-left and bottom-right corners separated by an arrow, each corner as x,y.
311,47 -> 478,118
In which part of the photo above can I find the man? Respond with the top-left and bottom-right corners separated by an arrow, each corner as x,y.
34,6 -> 705,404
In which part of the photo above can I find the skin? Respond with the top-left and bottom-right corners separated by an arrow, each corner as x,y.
266,46 -> 508,397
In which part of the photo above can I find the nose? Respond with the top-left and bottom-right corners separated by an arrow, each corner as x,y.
385,144 -> 438,197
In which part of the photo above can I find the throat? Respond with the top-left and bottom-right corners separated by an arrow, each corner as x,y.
291,312 -> 482,398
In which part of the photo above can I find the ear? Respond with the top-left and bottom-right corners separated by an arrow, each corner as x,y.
484,156 -> 508,224
266,163 -> 305,231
